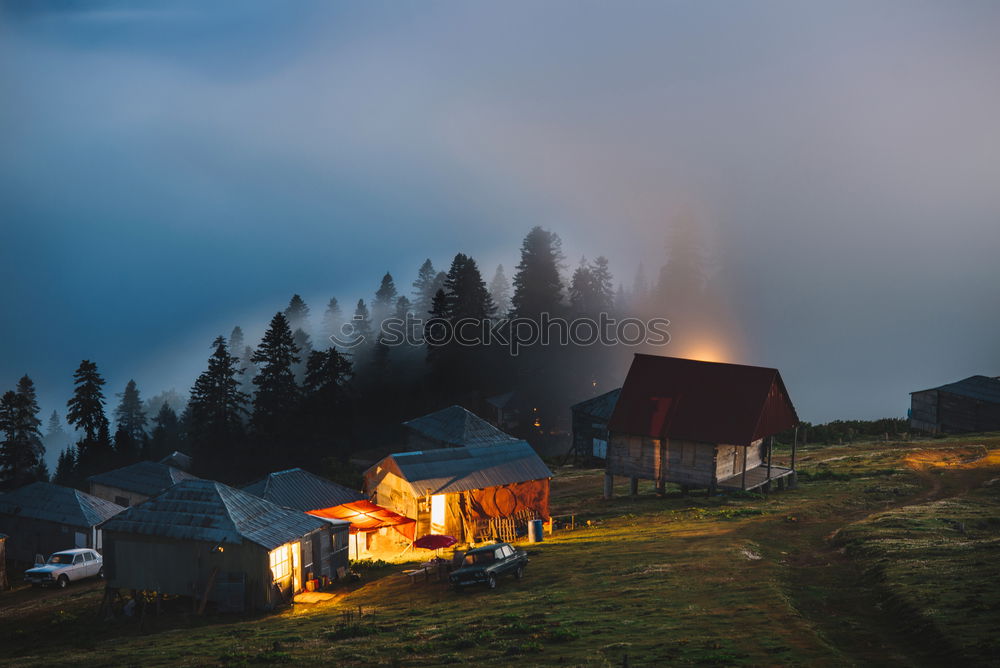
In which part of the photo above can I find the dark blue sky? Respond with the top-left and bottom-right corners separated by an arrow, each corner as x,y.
2,1 -> 999,466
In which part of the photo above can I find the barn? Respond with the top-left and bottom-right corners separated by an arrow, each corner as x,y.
101,479 -> 339,612
402,405 -> 523,450
570,388 -> 621,460
605,354 -> 799,496
0,482 -> 125,564
364,441 -> 552,544
909,375 -> 1000,434
87,460 -> 199,507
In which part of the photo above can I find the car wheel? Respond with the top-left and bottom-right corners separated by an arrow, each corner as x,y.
514,566 -> 524,580
57,575 -> 69,589
487,574 -> 497,590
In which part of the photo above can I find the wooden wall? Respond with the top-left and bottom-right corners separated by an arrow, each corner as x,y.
910,389 -> 1000,433
607,434 -> 716,487
0,515 -> 98,565
88,482 -> 149,508
910,390 -> 939,432
715,440 -> 763,480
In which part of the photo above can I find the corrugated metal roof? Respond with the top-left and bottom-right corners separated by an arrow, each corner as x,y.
608,354 -> 799,446
158,451 -> 193,472
242,468 -> 363,511
100,479 -> 330,550
0,482 -> 125,528
403,405 -> 521,448
571,388 -> 622,421
374,441 -> 552,496
911,375 -> 1000,404
87,460 -> 199,497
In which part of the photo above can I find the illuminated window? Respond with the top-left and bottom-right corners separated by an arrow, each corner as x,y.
430,494 -> 446,534
269,545 -> 291,581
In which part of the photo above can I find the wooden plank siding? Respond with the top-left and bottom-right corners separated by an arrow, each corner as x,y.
608,435 -> 766,489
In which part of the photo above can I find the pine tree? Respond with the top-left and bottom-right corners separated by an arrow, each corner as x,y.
44,410 -> 69,456
188,336 -> 248,480
148,402 -> 181,461
372,272 -> 398,324
302,348 -> 353,458
442,254 -> 495,320
0,376 -> 45,489
292,328 -> 314,384
251,313 -> 301,462
321,297 -> 342,346
53,446 -> 77,486
352,299 -> 372,346
284,294 -> 311,333
412,259 -> 438,317
66,361 -> 111,476
569,259 -> 595,315
34,458 -> 50,483
394,295 -> 412,320
230,326 -> 245,355
590,256 -> 615,313
114,379 -> 147,444
511,226 -> 564,319
489,264 -> 512,317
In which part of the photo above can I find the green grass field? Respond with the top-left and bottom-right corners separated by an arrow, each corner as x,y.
2,435 -> 998,667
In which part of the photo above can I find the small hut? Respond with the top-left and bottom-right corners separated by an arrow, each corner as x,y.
909,375 -> 1000,433
364,441 -> 552,544
605,354 -> 799,496
101,479 -> 339,611
87,460 -> 199,507
0,482 -> 125,565
402,405 -> 522,450
570,388 -> 621,460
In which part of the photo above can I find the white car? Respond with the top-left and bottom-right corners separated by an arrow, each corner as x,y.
24,548 -> 103,588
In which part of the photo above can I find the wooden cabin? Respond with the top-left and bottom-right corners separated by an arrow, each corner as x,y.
87,460 -> 199,507
101,479 -> 339,612
605,355 -> 799,496
0,482 -> 124,564
364,442 -> 552,545
402,405 -> 523,450
909,376 -> 1000,433
570,388 -> 621,460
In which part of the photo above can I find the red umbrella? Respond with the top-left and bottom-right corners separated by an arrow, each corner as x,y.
414,534 -> 458,550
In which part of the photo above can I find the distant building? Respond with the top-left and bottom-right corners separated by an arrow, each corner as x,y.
606,355 -> 799,495
910,375 -> 1000,433
402,405 -> 524,450
570,388 -> 621,459
158,450 -> 193,472
87,460 -> 199,507
364,441 -> 552,544
0,482 -> 124,564
101,479 -> 343,612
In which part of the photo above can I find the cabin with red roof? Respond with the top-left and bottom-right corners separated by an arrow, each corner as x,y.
604,354 -> 799,496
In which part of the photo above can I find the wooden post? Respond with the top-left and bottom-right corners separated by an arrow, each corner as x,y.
766,436 -> 773,481
603,472 -> 614,499
740,447 -> 748,491
629,477 -> 639,496
791,426 -> 798,471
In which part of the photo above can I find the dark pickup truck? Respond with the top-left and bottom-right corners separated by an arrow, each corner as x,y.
449,542 -> 528,591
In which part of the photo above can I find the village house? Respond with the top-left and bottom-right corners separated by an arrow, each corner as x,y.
605,354 -> 799,496
158,450 -> 194,472
0,482 -> 125,564
909,375 -> 1000,434
570,388 -> 621,460
100,479 -> 341,612
402,404 -> 523,450
364,441 -> 552,546
87,460 -> 199,507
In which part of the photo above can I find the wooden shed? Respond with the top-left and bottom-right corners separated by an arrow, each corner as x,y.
570,388 -> 621,460
364,442 -> 552,544
101,479 -> 342,612
605,354 -> 799,496
0,482 -> 125,565
909,376 -> 1000,434
402,405 -> 523,450
87,460 -> 199,507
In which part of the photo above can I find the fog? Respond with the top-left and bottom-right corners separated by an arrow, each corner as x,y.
2,1 -> 999,467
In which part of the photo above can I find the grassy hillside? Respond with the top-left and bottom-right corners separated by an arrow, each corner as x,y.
2,436 -> 998,667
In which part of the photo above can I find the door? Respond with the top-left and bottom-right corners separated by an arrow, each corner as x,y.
71,553 -> 85,581
290,542 -> 301,592
430,494 -> 446,535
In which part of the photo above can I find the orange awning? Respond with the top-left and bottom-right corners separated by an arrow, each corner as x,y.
308,500 -> 416,541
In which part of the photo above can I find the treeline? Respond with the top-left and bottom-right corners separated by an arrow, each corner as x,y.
2,224 -> 714,490
775,417 -> 911,446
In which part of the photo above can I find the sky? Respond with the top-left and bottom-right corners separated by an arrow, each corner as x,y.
2,0 -> 999,465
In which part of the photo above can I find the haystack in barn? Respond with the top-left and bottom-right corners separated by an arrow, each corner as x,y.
605,354 -> 799,496
101,479 -> 340,612
0,482 -> 124,565
909,375 -> 1000,434
87,460 -> 199,507
402,405 -> 523,450
570,388 -> 621,460
364,441 -> 552,546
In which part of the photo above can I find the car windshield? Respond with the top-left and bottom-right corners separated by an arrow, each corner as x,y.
47,554 -> 74,564
464,551 -> 496,566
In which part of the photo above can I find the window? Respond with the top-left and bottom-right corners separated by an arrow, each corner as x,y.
73,554 -> 84,564
83,552 -> 94,562
430,494 -> 446,534
501,546 -> 514,558
269,545 -> 291,581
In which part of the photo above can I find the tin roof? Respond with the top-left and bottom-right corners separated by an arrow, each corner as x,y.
372,441 -> 552,496
158,450 -> 193,472
101,479 -> 329,550
571,388 -> 622,421
87,460 -> 199,497
608,354 -> 799,446
0,482 -> 125,528
243,468 -> 363,511
403,405 -> 521,448
911,375 -> 1000,404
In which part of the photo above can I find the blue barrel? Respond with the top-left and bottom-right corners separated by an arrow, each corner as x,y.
528,519 -> 544,543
